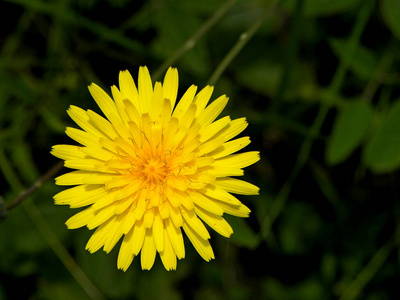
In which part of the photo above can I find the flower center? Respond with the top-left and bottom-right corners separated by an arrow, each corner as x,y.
140,157 -> 169,184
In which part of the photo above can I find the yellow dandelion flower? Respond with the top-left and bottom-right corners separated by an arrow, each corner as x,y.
51,66 -> 260,271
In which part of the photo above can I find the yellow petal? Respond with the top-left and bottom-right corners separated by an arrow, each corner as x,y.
143,210 -> 155,228
203,186 -> 242,206
127,121 -> 143,149
168,203 -> 183,228
119,70 -> 140,112
204,166 -> 244,177
111,85 -> 130,125
182,222 -> 214,261
55,171 -> 114,186
132,196 -> 147,221
195,207 -> 233,238
67,105 -> 102,136
172,84 -> 197,120
122,209 -> 136,234
91,190 -> 116,211
54,184 -> 105,207
179,103 -> 197,129
85,220 -> 111,253
215,177 -> 259,195
113,137 -> 138,158
103,215 -> 125,253
65,127 -> 100,148
131,218 -> 146,256
158,202 -> 170,219
213,151 -> 260,169
64,158 -> 101,171
165,187 -> 181,208
87,205 -> 116,230
109,114 -> 131,141
163,67 -> 179,108
113,197 -> 134,215
51,145 -> 85,160
221,117 -> 248,141
171,190 -> 194,211
209,136 -> 251,159
117,227 -> 135,271
138,66 -> 153,114
150,81 -> 163,122
188,191 -> 224,216
196,95 -> 228,127
160,227 -> 177,270
81,147 -> 115,161
196,135 -> 226,156
181,209 -> 210,240
104,176 -> 137,190
194,85 -> 214,117
123,99 -> 142,125
141,229 -> 157,270
88,83 -> 119,121
167,176 -> 190,192
87,109 -> 118,140
198,116 -> 231,143
214,201 -> 251,218
161,98 -> 172,129
65,207 -> 95,229
152,210 -> 164,252
165,218 -> 185,259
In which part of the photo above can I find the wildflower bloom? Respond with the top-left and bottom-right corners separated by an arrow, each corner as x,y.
51,66 -> 260,271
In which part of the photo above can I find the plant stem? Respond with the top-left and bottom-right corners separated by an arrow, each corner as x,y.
207,0 -> 281,86
339,225 -> 400,300
0,149 -> 105,300
153,0 -> 239,81
261,0 -> 375,239
6,161 -> 63,210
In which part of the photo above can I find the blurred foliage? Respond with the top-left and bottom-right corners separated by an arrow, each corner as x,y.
1,0 -> 400,299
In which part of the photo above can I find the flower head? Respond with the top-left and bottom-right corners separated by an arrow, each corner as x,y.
51,66 -> 260,271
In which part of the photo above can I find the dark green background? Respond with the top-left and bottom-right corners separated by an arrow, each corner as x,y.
1,0 -> 400,299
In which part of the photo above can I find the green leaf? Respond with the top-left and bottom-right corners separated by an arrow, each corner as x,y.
326,101 -> 373,165
364,100 -> 400,173
329,38 -> 378,80
282,0 -> 361,17
381,0 -> 400,40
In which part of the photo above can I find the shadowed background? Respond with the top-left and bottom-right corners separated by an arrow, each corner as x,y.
1,0 -> 400,299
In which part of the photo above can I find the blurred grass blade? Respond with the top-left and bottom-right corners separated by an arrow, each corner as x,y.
153,0 -> 239,81
0,149 -> 105,300
6,0 -> 144,54
207,0 -> 281,86
261,0 -> 375,237
273,0 -> 305,111
339,228 -> 397,300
